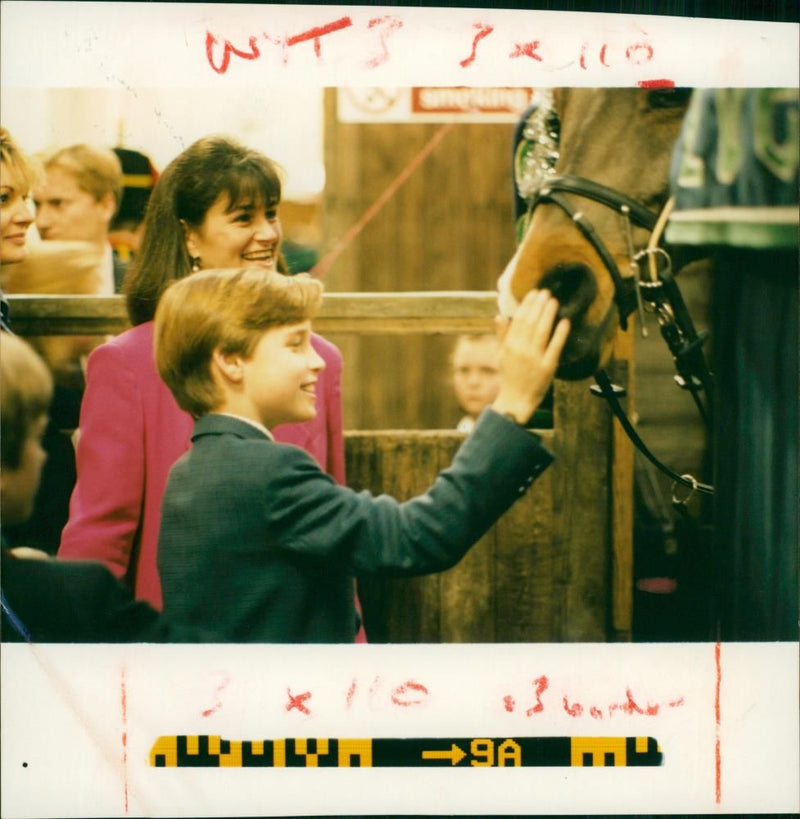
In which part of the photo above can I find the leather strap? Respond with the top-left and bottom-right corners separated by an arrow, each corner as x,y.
593,369 -> 714,496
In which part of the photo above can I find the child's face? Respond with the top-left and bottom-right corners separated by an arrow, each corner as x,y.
452,336 -> 501,419
1,414 -> 47,525
239,320 -> 325,428
185,192 -> 283,271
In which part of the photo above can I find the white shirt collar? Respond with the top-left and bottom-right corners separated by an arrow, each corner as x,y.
215,413 -> 274,440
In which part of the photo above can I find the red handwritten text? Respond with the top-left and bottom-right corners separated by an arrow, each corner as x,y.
626,42 -> 655,65
206,16 -> 352,74
286,688 -> 312,715
285,16 -> 353,59
203,18 -> 663,84
580,39 -> 656,71
391,680 -> 430,708
460,23 -> 494,68
525,676 -> 549,716
345,675 -> 431,711
201,673 -> 231,718
206,32 -> 260,75
504,679 -> 685,720
365,16 -> 403,69
510,40 -> 543,62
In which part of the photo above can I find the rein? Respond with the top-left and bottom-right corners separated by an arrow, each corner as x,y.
517,97 -> 714,499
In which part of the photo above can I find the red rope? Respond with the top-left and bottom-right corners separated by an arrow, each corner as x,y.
311,122 -> 456,280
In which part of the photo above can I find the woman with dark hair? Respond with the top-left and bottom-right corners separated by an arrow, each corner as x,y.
123,135 -> 287,324
58,135 -> 360,638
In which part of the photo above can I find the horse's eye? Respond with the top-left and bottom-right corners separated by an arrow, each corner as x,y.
646,87 -> 693,110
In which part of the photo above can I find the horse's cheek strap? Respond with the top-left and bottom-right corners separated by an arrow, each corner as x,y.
540,191 -> 636,330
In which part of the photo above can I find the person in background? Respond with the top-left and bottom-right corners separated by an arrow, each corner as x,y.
0,127 -> 88,554
0,332 -> 202,642
33,143 -> 126,292
58,135 -> 363,639
0,123 -> 32,332
451,333 -> 502,433
154,268 -> 568,642
0,127 -> 35,271
109,146 -> 158,262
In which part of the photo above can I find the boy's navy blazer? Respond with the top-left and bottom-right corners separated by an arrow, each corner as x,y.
158,409 -> 553,643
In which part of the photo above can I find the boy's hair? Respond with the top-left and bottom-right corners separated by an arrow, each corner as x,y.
154,268 -> 323,418
42,143 -> 123,211
125,136 -> 286,327
0,127 -> 36,193
450,333 -> 500,364
0,334 -> 53,468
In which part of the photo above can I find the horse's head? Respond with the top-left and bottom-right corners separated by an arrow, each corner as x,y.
499,87 -> 691,379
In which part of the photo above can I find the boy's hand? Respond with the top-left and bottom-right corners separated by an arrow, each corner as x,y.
491,289 -> 570,424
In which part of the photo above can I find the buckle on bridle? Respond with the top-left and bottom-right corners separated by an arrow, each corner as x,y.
631,247 -> 674,337
672,473 -> 699,507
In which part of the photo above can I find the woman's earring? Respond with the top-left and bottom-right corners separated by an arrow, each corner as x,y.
191,257 -> 202,273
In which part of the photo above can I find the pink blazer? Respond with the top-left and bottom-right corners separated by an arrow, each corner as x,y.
58,322 -> 347,611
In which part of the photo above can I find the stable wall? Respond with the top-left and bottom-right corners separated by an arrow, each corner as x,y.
320,88 -> 518,431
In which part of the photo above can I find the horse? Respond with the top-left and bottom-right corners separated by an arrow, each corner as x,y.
498,87 -> 693,381
500,87 -> 720,642
501,86 -> 798,642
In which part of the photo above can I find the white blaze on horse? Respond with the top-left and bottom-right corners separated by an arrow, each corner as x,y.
498,87 -> 692,380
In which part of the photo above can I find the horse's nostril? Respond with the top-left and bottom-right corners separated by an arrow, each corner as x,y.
539,263 -> 597,322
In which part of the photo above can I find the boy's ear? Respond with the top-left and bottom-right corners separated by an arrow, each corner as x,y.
211,348 -> 244,384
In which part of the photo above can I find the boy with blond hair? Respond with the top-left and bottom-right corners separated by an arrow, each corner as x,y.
451,333 -> 502,433
155,268 -> 569,642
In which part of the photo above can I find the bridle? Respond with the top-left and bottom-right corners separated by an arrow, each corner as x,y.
515,91 -> 714,499
532,174 -> 656,332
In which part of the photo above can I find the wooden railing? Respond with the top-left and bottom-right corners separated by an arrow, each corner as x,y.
5,291 -> 499,336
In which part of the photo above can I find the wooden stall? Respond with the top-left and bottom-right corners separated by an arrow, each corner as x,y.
348,384 -> 614,644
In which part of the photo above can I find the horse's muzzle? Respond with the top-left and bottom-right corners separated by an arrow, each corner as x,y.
539,263 -> 610,380
539,262 -> 597,324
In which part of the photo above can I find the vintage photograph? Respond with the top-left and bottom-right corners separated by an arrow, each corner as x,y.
1,3 -> 797,816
